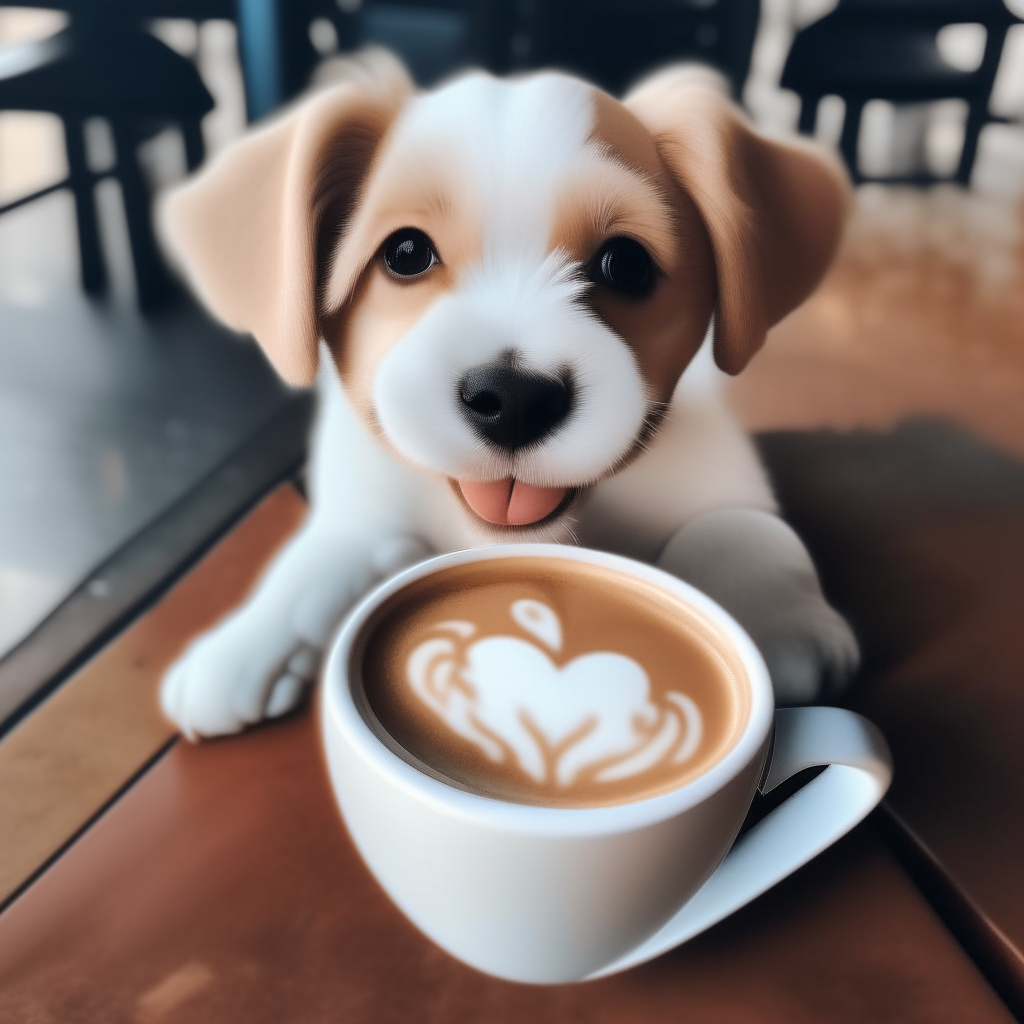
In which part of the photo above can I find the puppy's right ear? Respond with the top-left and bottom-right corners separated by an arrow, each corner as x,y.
626,65 -> 850,376
160,49 -> 413,386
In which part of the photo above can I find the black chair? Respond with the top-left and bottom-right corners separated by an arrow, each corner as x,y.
514,0 -> 761,100
0,13 -> 214,308
781,0 -> 1023,185
264,0 -> 761,103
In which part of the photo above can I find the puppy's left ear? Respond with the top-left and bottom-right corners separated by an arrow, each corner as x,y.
625,66 -> 851,374
159,49 -> 412,385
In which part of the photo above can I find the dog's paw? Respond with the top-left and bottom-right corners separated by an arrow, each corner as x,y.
657,509 -> 861,706
160,612 -> 318,740
160,533 -> 430,740
756,596 -> 860,705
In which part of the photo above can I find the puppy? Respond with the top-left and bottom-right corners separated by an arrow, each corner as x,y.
159,50 -> 858,740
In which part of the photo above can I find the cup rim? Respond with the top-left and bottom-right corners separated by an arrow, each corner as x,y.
322,543 -> 774,837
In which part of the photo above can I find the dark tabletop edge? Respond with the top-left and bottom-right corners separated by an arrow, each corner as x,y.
0,392 -> 314,739
879,802 -> 1024,1022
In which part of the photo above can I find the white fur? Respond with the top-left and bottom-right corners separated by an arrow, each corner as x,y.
352,74 -> 655,488
161,73 -> 858,739
163,340 -> 851,738
374,253 -> 649,486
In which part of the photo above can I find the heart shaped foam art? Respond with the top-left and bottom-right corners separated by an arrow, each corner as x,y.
406,599 -> 703,788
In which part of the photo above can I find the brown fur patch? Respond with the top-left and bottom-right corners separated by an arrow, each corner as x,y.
624,66 -> 851,375
312,104 -> 396,325
547,89 -> 716,405
160,50 -> 415,386
323,137 -> 484,423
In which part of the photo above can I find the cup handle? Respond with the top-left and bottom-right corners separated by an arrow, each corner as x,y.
588,706 -> 893,978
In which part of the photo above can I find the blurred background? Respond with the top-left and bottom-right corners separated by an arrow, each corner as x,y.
1,0 -> 1023,712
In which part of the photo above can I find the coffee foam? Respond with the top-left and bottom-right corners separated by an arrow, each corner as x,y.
357,558 -> 750,808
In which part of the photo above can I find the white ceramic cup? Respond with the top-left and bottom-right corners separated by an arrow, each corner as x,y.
321,544 -> 892,984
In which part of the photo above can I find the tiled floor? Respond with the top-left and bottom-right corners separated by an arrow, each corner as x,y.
0,11 -> 275,664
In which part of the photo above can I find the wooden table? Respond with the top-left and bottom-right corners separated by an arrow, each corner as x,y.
1,188 -> 1023,1021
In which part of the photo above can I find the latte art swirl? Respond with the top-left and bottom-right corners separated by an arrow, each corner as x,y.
406,601 -> 704,789
360,557 -> 746,807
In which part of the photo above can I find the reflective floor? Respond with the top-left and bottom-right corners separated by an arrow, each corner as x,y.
0,11 -> 288,661
0,188 -> 290,659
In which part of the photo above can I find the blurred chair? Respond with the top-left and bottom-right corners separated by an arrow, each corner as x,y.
0,11 -> 214,307
781,0 -> 1023,185
246,0 -> 760,112
233,0 -> 478,119
1,0 -> 760,308
515,0 -> 760,100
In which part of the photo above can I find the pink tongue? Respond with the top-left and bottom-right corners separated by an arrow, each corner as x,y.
458,479 -> 567,527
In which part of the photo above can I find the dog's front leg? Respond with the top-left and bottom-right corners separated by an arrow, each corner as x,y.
161,520 -> 428,739
657,508 -> 859,704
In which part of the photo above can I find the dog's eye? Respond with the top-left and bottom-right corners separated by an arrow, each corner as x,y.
382,228 -> 437,277
587,237 -> 656,297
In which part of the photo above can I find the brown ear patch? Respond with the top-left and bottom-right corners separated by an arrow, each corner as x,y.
312,108 -> 399,325
159,50 -> 414,386
328,251 -> 464,426
321,146 -> 485,423
321,145 -> 483,321
546,88 -> 716,405
625,65 -> 851,375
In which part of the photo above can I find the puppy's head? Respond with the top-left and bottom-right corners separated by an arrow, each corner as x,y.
162,53 -> 849,534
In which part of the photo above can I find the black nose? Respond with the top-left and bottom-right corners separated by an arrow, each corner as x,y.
458,358 -> 574,451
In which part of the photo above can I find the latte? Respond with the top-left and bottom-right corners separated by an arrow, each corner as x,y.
355,557 -> 750,808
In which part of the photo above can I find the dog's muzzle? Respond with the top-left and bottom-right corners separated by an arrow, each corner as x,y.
454,356 -> 576,528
